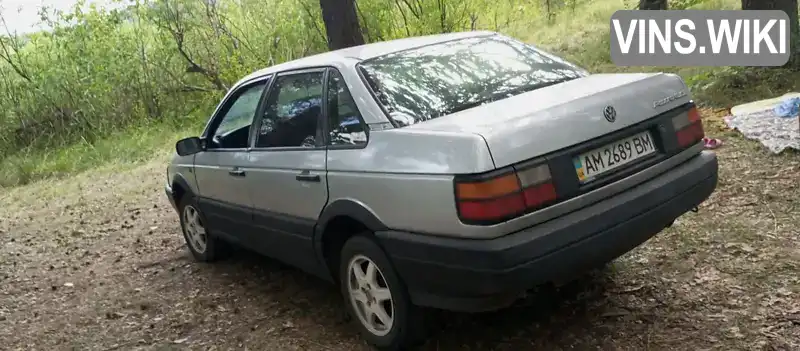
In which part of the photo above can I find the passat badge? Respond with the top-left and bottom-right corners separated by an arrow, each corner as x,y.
653,90 -> 687,108
603,106 -> 617,122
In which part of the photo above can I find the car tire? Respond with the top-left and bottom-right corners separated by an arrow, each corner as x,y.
178,194 -> 229,262
339,234 -> 426,350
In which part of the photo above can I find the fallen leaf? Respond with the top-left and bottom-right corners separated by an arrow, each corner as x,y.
173,337 -> 189,344
105,312 -> 125,320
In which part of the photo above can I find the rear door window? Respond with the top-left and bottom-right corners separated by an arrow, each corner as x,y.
255,71 -> 325,148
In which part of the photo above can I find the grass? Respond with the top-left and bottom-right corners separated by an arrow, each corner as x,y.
3,0 -> 800,187
0,120 -> 201,188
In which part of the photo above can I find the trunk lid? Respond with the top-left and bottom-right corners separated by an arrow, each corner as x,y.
406,72 -> 691,169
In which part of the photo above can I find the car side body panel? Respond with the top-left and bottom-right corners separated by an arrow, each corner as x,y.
167,154 -> 198,194
321,115 -> 500,237
245,148 -> 329,276
324,165 -> 456,237
192,150 -> 254,243
165,154 -> 197,212
325,129 -> 495,174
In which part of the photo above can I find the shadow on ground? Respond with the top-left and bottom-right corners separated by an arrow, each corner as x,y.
172,245 -> 627,350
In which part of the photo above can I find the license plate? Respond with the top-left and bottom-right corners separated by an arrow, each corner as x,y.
573,131 -> 656,183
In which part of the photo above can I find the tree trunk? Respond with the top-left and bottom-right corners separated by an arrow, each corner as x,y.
639,0 -> 667,10
742,0 -> 799,47
318,0 -> 365,50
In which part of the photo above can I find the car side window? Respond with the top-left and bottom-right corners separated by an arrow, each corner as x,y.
256,71 -> 324,148
209,81 -> 268,149
326,69 -> 367,146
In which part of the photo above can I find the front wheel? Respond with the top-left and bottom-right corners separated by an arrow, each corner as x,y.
178,194 -> 229,262
339,235 -> 426,350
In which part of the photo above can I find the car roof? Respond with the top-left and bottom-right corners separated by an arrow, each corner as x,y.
235,30 -> 498,86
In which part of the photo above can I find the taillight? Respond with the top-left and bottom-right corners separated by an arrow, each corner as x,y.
455,162 -> 557,225
673,106 -> 705,148
517,163 -> 557,208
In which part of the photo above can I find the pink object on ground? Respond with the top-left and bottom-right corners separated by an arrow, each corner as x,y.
703,137 -> 723,149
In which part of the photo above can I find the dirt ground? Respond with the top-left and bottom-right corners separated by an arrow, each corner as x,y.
1,109 -> 798,351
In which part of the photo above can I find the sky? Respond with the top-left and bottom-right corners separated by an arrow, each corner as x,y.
0,0 -> 122,34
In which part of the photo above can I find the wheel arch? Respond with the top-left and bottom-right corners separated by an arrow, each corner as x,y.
314,199 -> 389,282
170,173 -> 195,206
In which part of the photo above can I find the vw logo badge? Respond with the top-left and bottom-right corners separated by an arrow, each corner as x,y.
603,106 -> 617,123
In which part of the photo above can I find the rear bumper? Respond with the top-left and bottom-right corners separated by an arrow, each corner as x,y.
376,150 -> 718,312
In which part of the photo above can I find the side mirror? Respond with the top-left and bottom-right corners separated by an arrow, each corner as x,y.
176,136 -> 203,156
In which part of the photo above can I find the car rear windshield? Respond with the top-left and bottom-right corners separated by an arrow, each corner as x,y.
358,35 -> 588,127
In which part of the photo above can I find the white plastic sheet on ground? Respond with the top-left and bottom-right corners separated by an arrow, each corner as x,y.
724,93 -> 800,154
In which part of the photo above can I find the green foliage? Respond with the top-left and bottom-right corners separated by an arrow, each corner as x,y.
0,0 -> 331,186
670,0 -> 708,10
0,0 -> 794,187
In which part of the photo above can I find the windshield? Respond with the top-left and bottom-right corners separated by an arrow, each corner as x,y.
358,35 -> 588,127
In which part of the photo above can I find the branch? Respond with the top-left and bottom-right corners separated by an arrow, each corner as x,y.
355,0 -> 381,42
153,0 -> 227,91
177,85 -> 214,93
0,16 -> 32,83
400,0 -> 421,19
395,0 -> 412,36
300,0 -> 326,44
212,9 -> 259,59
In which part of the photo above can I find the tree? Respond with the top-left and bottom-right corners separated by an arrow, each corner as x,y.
742,0 -> 799,55
318,0 -> 365,50
639,0 -> 667,10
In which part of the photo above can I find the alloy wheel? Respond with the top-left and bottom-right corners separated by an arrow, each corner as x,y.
346,254 -> 395,336
182,205 -> 207,254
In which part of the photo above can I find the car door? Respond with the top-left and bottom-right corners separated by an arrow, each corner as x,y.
193,77 -> 271,243
243,68 -> 329,275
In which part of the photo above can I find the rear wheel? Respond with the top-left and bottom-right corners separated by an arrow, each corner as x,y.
339,235 -> 426,350
178,194 -> 228,262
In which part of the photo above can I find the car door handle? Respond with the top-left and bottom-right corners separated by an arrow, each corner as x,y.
228,169 -> 246,177
295,173 -> 321,182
